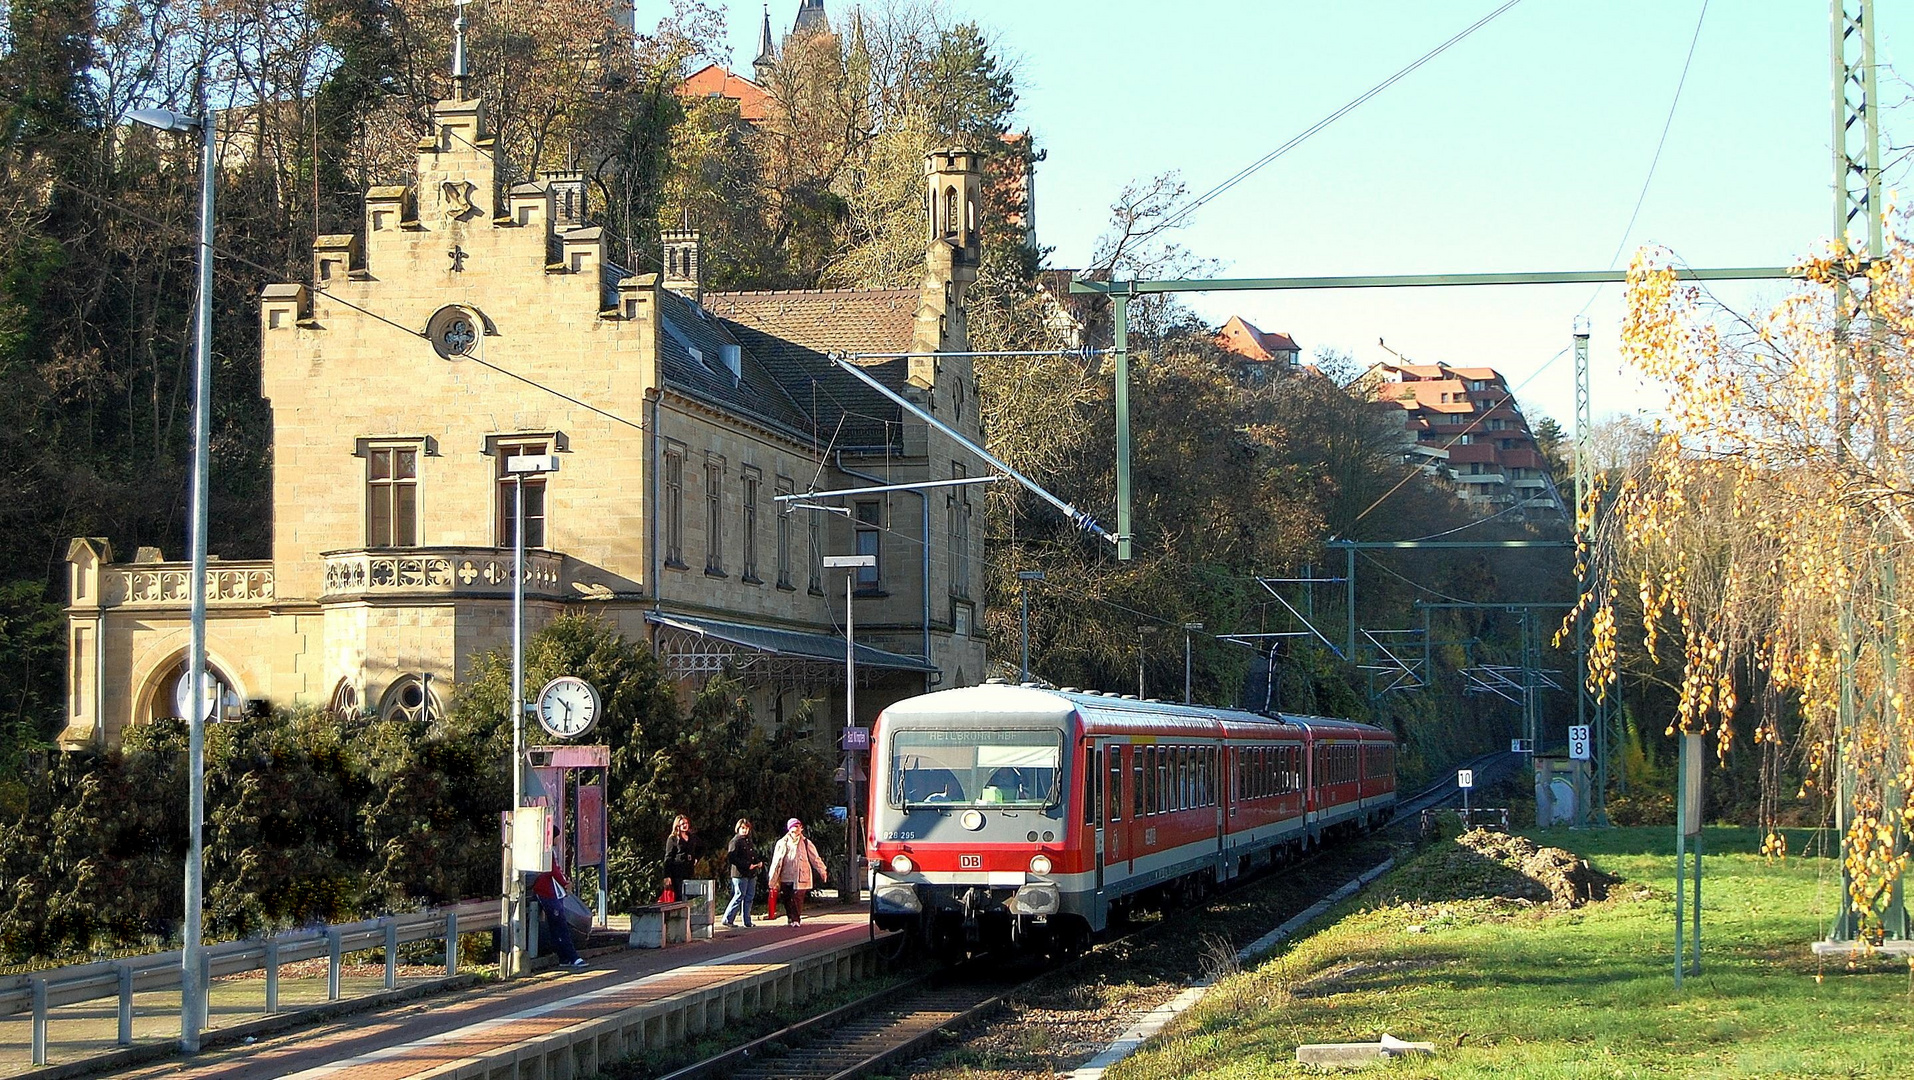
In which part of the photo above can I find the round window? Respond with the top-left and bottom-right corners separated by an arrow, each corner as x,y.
428,306 -> 482,359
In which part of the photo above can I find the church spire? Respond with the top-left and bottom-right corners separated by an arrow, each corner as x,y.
752,4 -> 777,83
791,0 -> 829,39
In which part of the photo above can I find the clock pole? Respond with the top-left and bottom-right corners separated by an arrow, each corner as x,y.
505,453 -> 559,976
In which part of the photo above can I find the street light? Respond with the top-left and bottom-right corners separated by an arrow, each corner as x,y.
1017,570 -> 1045,682
504,452 -> 558,976
821,554 -> 876,902
130,99 -> 215,1055
1183,623 -> 1205,705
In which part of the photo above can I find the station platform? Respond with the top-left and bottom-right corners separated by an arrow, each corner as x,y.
105,911 -> 888,1080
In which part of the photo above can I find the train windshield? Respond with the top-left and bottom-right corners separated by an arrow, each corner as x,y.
890,729 -> 1062,808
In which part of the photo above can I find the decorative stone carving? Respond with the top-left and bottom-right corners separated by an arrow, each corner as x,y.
322,549 -> 563,598
101,564 -> 276,608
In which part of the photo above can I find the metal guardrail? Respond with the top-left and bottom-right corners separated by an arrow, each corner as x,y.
0,897 -> 499,1066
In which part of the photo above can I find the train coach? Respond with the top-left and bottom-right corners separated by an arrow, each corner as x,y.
865,680 -> 1396,957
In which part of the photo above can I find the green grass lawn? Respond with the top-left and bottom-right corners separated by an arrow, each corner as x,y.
1107,826 -> 1911,1079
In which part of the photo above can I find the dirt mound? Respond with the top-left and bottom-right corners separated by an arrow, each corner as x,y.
1455,829 -> 1617,908
1381,830 -> 1617,910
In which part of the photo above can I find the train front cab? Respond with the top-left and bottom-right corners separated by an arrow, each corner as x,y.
867,688 -> 1087,956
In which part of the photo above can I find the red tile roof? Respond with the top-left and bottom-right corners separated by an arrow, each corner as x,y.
1216,315 -> 1300,363
678,64 -> 773,123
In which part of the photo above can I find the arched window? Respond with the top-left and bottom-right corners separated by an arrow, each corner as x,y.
378,675 -> 442,724
943,186 -> 959,239
964,192 -> 977,245
149,659 -> 242,723
329,679 -> 362,719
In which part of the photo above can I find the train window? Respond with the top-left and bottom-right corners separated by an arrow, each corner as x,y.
1108,752 -> 1123,822
1154,746 -> 1166,815
890,728 -> 1061,808
1176,748 -> 1187,811
1198,749 -> 1208,807
1133,746 -> 1148,815
1133,748 -> 1145,818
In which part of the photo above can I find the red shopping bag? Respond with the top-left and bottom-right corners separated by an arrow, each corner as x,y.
766,885 -> 777,919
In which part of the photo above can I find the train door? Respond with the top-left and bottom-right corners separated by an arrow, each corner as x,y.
1212,742 -> 1230,881
1102,742 -> 1125,884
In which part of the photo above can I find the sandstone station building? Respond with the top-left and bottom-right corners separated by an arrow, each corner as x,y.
62,95 -> 990,750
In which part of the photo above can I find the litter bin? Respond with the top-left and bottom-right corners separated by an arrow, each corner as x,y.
681,879 -> 717,940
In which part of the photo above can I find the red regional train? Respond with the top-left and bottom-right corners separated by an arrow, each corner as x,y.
865,681 -> 1397,956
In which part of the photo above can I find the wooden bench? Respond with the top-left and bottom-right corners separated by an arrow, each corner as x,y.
628,900 -> 694,949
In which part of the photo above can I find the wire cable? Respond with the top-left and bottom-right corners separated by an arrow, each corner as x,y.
1158,0 -> 1525,234
1579,0 -> 1710,318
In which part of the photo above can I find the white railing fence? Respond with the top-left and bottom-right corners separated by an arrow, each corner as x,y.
0,897 -> 499,1066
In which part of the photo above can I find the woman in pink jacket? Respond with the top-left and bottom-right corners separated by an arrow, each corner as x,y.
765,818 -> 828,925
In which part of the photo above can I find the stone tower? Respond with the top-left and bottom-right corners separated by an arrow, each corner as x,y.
909,148 -> 982,382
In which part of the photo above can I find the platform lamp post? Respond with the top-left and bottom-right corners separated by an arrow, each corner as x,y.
822,554 -> 876,902
1018,570 -> 1045,682
504,452 -> 559,976
129,99 -> 216,1054
1183,623 -> 1204,704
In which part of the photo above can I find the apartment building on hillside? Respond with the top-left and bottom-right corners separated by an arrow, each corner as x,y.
1359,361 -> 1565,518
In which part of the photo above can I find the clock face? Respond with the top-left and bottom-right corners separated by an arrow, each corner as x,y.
536,676 -> 601,739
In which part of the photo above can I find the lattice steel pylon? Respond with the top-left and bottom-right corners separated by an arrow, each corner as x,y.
1828,0 -> 1900,944
1572,320 -> 1615,826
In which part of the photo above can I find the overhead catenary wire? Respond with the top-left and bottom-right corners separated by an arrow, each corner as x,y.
1580,0 -> 1711,319
1157,0 -> 1526,234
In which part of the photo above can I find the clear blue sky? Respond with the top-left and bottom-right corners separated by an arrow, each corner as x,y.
715,1 -> 1911,432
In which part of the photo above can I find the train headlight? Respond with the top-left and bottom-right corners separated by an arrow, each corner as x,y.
1029,854 -> 1053,875
890,854 -> 915,874
961,809 -> 986,831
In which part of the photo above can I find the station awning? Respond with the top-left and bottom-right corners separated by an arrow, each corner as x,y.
646,612 -> 937,682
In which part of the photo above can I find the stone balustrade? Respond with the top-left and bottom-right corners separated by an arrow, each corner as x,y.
321,548 -> 566,599
100,562 -> 276,608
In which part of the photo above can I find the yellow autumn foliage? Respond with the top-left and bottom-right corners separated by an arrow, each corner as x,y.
1580,239 -> 1914,935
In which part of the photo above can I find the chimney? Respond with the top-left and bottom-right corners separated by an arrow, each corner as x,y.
661,230 -> 702,303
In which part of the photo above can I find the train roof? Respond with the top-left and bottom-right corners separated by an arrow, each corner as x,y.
877,682 -> 1391,738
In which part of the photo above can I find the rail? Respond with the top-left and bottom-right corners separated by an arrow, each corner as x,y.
0,897 -> 499,1066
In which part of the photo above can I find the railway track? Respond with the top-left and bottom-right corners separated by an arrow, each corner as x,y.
652,758 -> 1501,1080
654,965 -> 1027,1080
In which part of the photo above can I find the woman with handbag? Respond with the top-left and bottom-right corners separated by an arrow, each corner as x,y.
765,818 -> 828,926
662,813 -> 695,902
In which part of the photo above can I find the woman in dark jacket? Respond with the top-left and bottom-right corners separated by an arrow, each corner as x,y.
662,813 -> 695,900
721,818 -> 762,928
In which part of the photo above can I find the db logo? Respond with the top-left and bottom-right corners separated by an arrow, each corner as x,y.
960,854 -> 983,869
